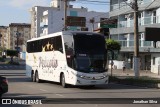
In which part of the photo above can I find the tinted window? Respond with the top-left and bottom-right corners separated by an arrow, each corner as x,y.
27,41 -> 41,53
74,33 -> 105,54
54,36 -> 63,52
27,36 -> 63,53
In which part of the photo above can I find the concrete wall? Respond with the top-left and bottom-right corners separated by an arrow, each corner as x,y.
41,8 -> 108,35
151,54 -> 160,74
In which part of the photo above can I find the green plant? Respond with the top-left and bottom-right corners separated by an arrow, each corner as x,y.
106,39 -> 121,51
6,61 -> 20,65
0,57 -> 5,62
109,76 -> 160,84
6,49 -> 18,63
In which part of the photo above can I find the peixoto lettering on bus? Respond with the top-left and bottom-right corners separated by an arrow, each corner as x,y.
39,57 -> 58,68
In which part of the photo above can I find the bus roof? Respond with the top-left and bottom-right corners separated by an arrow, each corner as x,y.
27,31 -> 104,42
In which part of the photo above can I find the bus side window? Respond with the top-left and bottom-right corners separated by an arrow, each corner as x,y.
55,36 -> 63,53
38,40 -> 42,52
27,42 -> 30,53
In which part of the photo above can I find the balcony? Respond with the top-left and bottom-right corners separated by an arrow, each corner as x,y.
110,1 -> 130,11
109,0 -> 159,17
118,40 -> 160,52
110,16 -> 160,34
119,20 -> 134,28
40,33 -> 46,37
119,40 -> 152,48
40,22 -> 48,28
119,16 -> 160,28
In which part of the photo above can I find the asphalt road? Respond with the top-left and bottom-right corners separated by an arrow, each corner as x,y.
0,70 -> 160,107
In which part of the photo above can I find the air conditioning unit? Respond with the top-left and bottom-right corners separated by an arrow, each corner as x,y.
125,14 -> 129,19
125,14 -> 133,19
146,11 -> 152,15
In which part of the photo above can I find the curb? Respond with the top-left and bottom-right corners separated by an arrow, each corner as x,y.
109,76 -> 160,89
110,81 -> 160,89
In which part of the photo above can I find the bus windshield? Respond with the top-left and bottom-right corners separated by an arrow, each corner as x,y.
74,33 -> 105,54
73,33 -> 106,73
75,54 -> 106,73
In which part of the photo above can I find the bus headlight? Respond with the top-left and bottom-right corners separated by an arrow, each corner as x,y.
71,71 -> 107,80
94,76 -> 106,80
77,75 -> 107,80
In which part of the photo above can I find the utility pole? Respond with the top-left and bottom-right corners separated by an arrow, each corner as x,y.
16,32 -> 19,52
133,0 -> 139,78
64,0 -> 68,31
0,33 -> 2,54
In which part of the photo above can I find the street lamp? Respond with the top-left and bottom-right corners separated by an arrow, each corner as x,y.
15,31 -> 21,63
0,33 -> 4,57
0,33 -> 2,47
16,32 -> 21,52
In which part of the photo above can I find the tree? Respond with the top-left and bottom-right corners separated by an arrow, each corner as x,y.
106,39 -> 121,51
6,50 -> 18,63
106,39 -> 121,60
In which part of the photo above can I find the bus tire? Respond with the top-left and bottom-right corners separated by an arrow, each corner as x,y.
31,71 -> 36,82
61,74 -> 67,88
35,71 -> 41,83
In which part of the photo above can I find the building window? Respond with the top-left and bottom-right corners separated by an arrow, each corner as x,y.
153,57 -> 155,65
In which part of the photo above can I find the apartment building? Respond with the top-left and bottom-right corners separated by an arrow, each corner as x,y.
0,26 -> 8,51
109,0 -> 160,74
8,23 -> 31,52
30,0 -> 108,38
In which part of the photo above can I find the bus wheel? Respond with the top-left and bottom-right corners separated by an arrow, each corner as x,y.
35,71 -> 41,83
31,71 -> 36,82
61,74 -> 67,88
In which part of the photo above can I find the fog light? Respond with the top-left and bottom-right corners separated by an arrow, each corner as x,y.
77,80 -> 81,84
105,80 -> 108,83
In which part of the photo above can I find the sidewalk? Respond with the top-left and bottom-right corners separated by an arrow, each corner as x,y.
108,69 -> 160,79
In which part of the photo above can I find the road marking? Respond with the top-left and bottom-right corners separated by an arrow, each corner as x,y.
39,89 -> 48,92
55,94 -> 64,97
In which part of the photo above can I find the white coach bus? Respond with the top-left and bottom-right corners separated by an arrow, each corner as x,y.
26,31 -> 109,88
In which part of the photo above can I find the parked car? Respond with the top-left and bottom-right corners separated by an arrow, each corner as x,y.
0,76 -> 8,98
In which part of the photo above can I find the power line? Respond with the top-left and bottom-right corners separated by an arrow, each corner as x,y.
51,0 -> 110,3
122,0 -> 134,9
117,0 -> 156,15
75,0 -> 110,3
72,2 -> 109,5
145,0 -> 156,10
71,0 -> 110,5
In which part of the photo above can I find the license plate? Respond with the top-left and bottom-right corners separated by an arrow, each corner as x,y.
91,81 -> 96,83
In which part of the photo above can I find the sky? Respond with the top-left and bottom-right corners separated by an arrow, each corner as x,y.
0,0 -> 109,26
